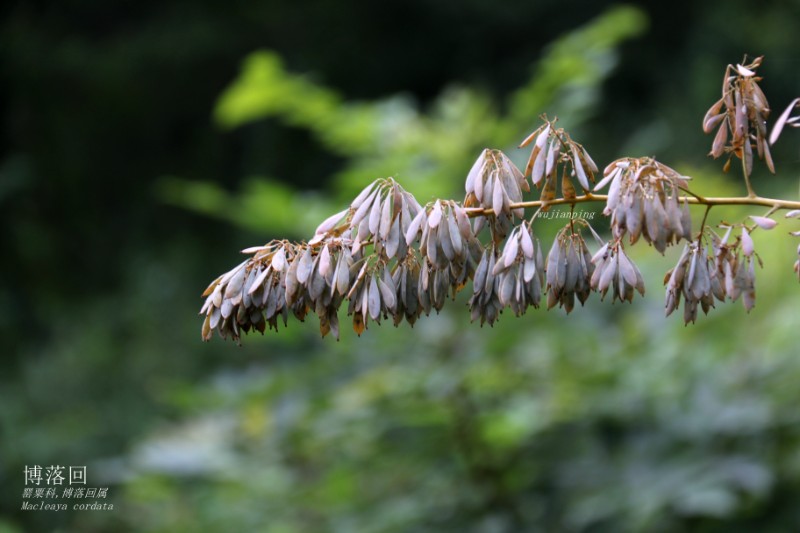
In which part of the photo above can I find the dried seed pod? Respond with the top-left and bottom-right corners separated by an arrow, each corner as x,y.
703,98 -> 725,133
313,209 -> 349,240
712,228 -> 760,313
465,149 -> 489,198
749,215 -> 777,230
561,167 -> 577,201
568,142 -> 595,191
351,187 -> 379,228
704,56 -> 775,176
540,172 -> 556,204
378,194 -> 392,239
544,138 -> 560,179
367,191 -> 388,235
522,124 -> 550,182
295,247 -> 313,284
770,97 -> 800,145
741,227 -> 755,256
405,207 -> 427,245
519,119 -> 597,198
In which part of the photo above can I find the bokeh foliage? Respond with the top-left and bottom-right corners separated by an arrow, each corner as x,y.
161,5 -> 647,235
2,1 -> 800,532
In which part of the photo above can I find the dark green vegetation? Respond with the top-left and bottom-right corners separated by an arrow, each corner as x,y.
2,1 -> 800,531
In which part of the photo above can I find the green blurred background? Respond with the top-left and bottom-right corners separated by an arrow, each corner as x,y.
3,1 -> 800,531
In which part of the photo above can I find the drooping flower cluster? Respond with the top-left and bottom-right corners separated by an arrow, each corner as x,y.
545,224 -> 595,312
468,246 -> 503,327
589,240 -> 645,304
388,255 -> 424,326
345,261 -> 401,335
319,178 -> 432,335
201,179 -> 434,341
201,242 -> 302,342
406,199 -> 483,313
284,242 -> 352,337
713,226 -> 760,312
596,157 -> 692,253
464,148 -> 528,239
519,119 -> 598,201
664,243 -> 720,324
318,177 -> 424,258
490,221 -> 545,317
664,218 -> 776,324
703,56 -> 773,176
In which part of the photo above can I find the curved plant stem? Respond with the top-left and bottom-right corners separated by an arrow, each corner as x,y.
676,184 -> 707,203
744,172 -> 756,199
569,204 -> 575,234
697,205 -> 712,244
464,194 -> 800,217
528,205 -> 545,224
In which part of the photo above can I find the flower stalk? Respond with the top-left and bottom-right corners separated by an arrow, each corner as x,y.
464,195 -> 800,218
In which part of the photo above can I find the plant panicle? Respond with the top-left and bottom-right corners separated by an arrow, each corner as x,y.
201,56 -> 800,340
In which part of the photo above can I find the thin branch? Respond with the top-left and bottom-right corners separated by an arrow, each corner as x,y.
676,184 -> 707,203
528,205 -> 545,224
764,204 -> 781,218
568,203 -> 575,234
743,171 -> 756,198
697,205 -> 712,244
464,194 -> 800,218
